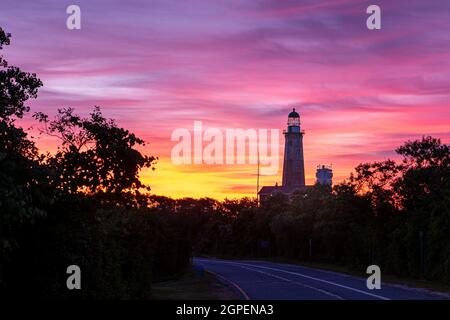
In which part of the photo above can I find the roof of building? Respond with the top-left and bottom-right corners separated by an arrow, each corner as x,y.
258,185 -> 312,195
288,108 -> 299,118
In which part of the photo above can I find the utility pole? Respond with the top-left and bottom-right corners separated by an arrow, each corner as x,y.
256,144 -> 260,203
419,230 -> 425,277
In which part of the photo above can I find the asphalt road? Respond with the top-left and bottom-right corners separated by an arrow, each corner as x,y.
194,258 -> 449,300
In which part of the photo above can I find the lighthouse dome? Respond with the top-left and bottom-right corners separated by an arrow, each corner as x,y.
288,108 -> 299,118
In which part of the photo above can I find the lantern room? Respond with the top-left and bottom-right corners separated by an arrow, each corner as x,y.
287,108 -> 301,132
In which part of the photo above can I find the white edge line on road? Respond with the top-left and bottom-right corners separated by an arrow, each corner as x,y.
238,265 -> 345,300
204,269 -> 250,300
235,262 -> 391,301
197,259 -> 391,301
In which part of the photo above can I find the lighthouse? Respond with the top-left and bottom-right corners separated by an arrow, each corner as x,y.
258,108 -> 312,201
282,108 -> 306,188
258,108 -> 333,202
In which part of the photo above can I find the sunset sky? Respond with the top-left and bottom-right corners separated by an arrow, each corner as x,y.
1,0 -> 450,199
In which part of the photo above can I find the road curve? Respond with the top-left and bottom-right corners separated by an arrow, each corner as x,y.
194,258 -> 449,300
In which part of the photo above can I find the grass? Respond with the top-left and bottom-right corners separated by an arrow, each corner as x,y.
151,267 -> 239,300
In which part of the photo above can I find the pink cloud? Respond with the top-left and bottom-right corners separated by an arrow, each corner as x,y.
1,0 -> 450,198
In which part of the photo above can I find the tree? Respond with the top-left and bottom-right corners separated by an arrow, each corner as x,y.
0,28 -> 42,122
0,27 -> 44,291
0,27 -> 192,299
394,137 -> 450,278
34,107 -> 157,205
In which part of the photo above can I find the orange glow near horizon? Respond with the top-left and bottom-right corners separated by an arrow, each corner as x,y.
28,103 -> 450,200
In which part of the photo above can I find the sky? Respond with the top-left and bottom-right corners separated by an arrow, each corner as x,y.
1,0 -> 450,199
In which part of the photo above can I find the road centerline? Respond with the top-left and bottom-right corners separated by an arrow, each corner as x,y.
237,264 -> 344,300
197,259 -> 391,300
232,262 -> 391,300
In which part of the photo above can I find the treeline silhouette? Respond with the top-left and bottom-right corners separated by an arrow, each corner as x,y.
1,27 -> 449,299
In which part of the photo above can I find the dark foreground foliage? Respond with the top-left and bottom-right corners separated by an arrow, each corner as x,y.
0,27 -> 189,299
